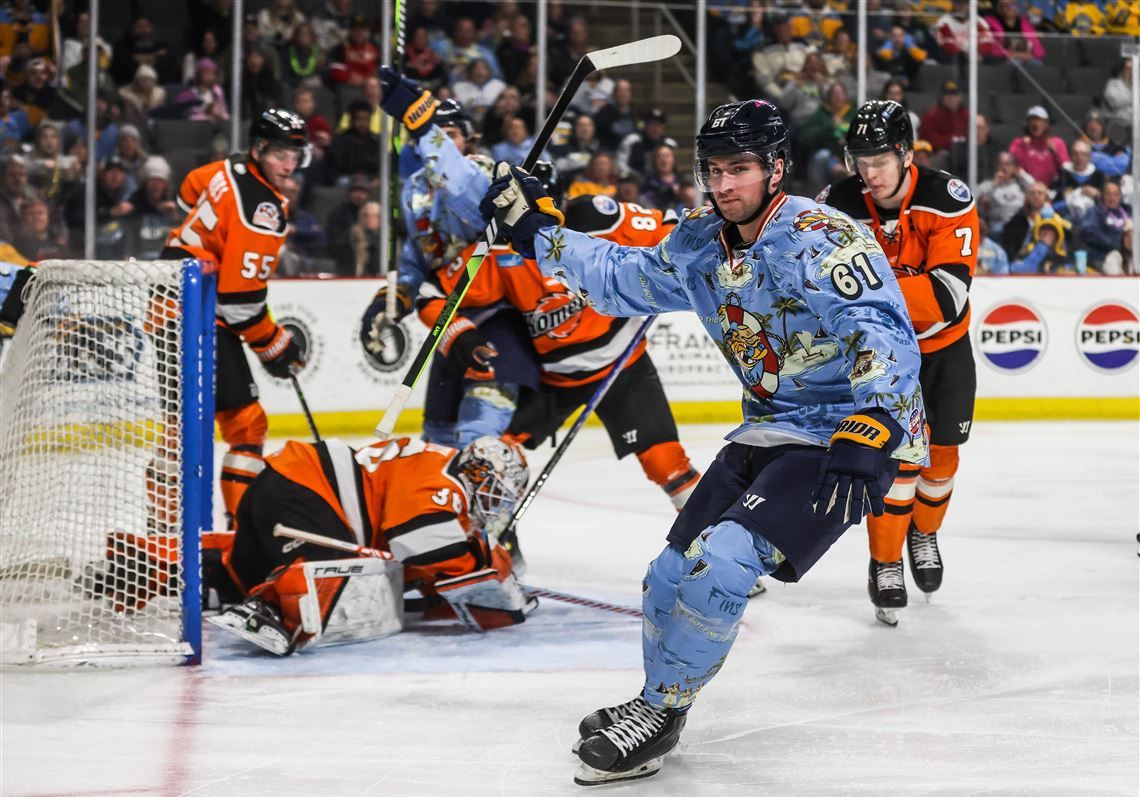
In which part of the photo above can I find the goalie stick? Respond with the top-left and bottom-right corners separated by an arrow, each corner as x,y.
373,34 -> 682,439
271,525 -> 639,617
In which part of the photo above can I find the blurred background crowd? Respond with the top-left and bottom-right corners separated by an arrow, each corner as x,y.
0,0 -> 1134,276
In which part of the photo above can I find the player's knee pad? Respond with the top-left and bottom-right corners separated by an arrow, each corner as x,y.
216,402 -> 269,449
454,382 -> 519,448
635,442 -> 701,510
642,543 -> 686,657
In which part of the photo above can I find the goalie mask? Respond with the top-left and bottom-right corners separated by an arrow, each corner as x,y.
456,436 -> 528,530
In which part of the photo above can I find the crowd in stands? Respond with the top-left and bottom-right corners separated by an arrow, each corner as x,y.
0,0 -> 1134,276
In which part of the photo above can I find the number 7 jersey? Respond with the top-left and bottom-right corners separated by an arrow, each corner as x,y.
166,154 -> 290,344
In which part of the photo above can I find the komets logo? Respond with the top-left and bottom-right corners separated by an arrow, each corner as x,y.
525,293 -> 587,339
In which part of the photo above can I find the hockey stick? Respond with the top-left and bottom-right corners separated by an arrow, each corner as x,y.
273,525 -> 639,617
383,0 -> 407,321
289,374 -> 321,443
373,34 -> 682,439
498,316 -> 656,547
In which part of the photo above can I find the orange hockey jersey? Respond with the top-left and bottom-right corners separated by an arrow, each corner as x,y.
262,437 -> 483,586
417,198 -> 676,387
166,155 -> 290,347
822,165 -> 978,354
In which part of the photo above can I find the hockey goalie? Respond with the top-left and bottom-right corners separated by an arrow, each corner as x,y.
204,435 -> 533,655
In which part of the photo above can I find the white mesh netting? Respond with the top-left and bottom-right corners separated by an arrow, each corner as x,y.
0,260 -> 200,666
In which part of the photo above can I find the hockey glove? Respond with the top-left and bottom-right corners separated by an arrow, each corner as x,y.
478,162 -> 564,259
439,317 -> 497,381
360,282 -> 413,358
250,324 -> 305,379
378,66 -> 438,138
812,408 -> 904,525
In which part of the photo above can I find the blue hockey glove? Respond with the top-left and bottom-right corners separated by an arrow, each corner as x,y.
812,408 -> 904,524
478,163 -> 564,258
378,66 -> 438,138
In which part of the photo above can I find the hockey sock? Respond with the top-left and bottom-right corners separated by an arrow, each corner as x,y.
217,403 -> 268,524
866,462 -> 920,563
635,442 -> 701,511
913,445 -> 959,534
642,521 -> 783,710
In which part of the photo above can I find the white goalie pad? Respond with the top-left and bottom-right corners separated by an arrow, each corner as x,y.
303,558 -> 405,648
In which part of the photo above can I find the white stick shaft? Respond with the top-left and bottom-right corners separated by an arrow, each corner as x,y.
272,524 -> 393,560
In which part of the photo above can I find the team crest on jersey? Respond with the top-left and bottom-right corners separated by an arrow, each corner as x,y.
525,292 -> 586,339
947,178 -> 971,203
251,201 -> 281,230
592,194 -> 619,215
717,292 -> 780,399
793,210 -> 860,248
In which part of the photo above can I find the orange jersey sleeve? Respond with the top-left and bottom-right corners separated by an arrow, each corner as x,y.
415,243 -> 509,328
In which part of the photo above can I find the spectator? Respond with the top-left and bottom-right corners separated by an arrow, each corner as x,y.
240,49 -> 284,120
230,13 -> 282,81
1000,180 -> 1054,260
752,16 -> 808,97
0,0 -> 51,62
126,156 -> 180,260
675,174 -> 700,218
408,0 -> 453,49
0,155 -> 32,240
452,58 -> 506,120
0,86 -> 30,151
570,71 -> 615,117
277,176 -> 327,275
548,15 -> 590,86
258,0 -> 306,49
1009,106 -> 1069,187
490,116 -> 535,166
1010,215 -> 1072,274
182,28 -> 224,85
566,151 -> 618,199
1057,1 -> 1108,35
64,156 -> 135,259
280,22 -> 325,88
481,86 -> 522,148
176,58 -> 230,123
789,0 -> 845,50
433,17 -> 501,83
328,16 -> 379,87
593,79 -> 637,152
946,114 -> 998,178
1082,113 -> 1130,178
615,174 -> 641,204
985,0 -> 1045,64
352,200 -> 382,276
336,75 -> 382,134
617,108 -> 677,179
822,30 -> 854,82
189,0 -> 237,53
114,125 -> 148,196
119,64 -> 166,127
912,139 -> 935,168
13,197 -> 66,260
934,0 -> 996,61
312,0 -> 355,52
875,25 -> 927,85
1081,180 -> 1131,274
291,86 -> 333,157
60,93 -> 120,165
882,80 -> 920,141
110,16 -> 178,86
61,11 -> 112,76
976,217 -> 1011,274
405,26 -> 447,89
552,113 -> 601,179
864,0 -> 894,48
773,53 -> 830,128
799,81 -> 855,187
327,174 -> 372,275
10,57 -> 56,128
496,12 -> 533,87
325,101 -> 380,184
1102,59 -> 1133,135
26,123 -> 81,203
640,144 -> 682,211
1058,139 -> 1106,222
976,151 -> 1031,236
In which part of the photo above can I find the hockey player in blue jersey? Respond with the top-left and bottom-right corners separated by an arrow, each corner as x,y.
360,70 -> 538,446
481,100 -> 929,785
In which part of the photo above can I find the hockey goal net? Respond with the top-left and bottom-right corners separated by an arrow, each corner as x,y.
0,259 -> 214,666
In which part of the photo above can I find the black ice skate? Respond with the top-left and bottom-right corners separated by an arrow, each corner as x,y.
574,699 -> 686,785
572,695 -> 645,754
868,558 -> 907,627
206,597 -> 294,655
747,575 -> 767,597
906,525 -> 943,598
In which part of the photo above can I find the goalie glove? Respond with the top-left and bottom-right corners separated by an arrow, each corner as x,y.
249,324 -> 305,379
811,408 -> 904,524
478,162 -> 564,258
439,316 -> 497,381
378,66 -> 438,138
434,568 -> 537,632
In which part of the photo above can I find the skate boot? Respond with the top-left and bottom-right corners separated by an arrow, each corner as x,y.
572,695 -> 645,753
574,699 -> 686,785
906,525 -> 943,597
747,576 -> 767,597
868,558 -> 907,627
206,597 -> 294,655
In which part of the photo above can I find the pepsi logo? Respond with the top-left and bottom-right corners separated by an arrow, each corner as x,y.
1076,302 -> 1139,373
976,302 -> 1047,373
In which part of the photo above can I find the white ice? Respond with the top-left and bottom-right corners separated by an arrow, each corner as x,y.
2,421 -> 1137,796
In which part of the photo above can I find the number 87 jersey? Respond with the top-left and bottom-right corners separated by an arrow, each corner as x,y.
166,154 -> 289,343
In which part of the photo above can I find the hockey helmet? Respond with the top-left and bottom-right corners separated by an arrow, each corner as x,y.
249,108 -> 312,168
434,97 -> 477,142
456,436 -> 529,531
844,100 -> 914,162
531,160 -> 563,208
694,100 -> 791,193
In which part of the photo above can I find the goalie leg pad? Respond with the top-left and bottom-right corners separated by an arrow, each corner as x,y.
434,568 -> 537,632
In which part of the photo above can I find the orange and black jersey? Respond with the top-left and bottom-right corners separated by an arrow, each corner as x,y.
262,437 -> 481,586
416,199 -> 676,387
822,165 -> 978,353
166,154 -> 290,349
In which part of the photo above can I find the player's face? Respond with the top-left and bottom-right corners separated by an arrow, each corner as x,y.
258,145 -> 301,189
441,124 -> 466,151
854,151 -> 908,202
706,155 -> 768,221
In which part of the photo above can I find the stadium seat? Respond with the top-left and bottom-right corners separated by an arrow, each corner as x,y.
1040,36 -> 1081,68
1053,94 -> 1096,126
1064,66 -> 1112,96
988,122 -> 1023,152
310,185 -> 345,230
907,92 -> 939,117
1079,38 -> 1126,68
977,63 -> 1014,93
151,120 -> 218,154
989,92 -> 1041,124
916,62 -> 960,92
1012,65 -> 1065,95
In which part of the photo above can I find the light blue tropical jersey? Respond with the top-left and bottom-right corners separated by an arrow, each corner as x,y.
398,125 -> 493,297
532,193 -> 929,462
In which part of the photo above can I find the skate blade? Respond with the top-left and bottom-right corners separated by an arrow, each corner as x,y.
206,614 -> 292,655
573,757 -> 663,786
874,607 -> 900,627
923,592 -> 932,604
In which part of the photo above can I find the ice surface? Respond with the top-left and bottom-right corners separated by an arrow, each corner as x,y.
2,422 -> 1137,796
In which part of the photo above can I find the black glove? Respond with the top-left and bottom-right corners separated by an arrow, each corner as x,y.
811,408 -> 904,524
478,162 -> 564,258
251,325 -> 305,379
379,66 -> 438,138
439,317 -> 497,381
360,282 -> 414,347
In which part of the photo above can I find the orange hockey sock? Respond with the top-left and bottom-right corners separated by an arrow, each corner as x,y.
867,462 -> 921,562
913,445 -> 959,535
636,442 -> 701,510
